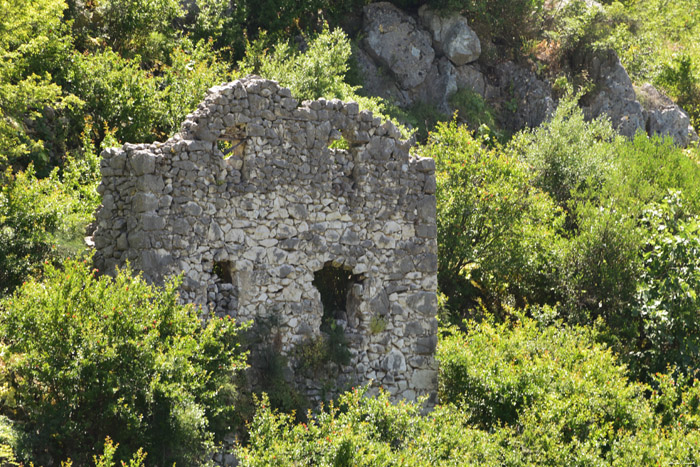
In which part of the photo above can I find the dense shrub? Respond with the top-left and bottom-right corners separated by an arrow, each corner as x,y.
240,27 -> 412,138
436,316 -> 686,463
0,0 -> 82,172
438,317 -> 649,436
236,387 -> 506,466
632,193 -> 700,376
0,258 -> 249,465
510,96 -> 620,210
423,121 -> 562,320
238,318 -> 700,465
0,163 -> 96,297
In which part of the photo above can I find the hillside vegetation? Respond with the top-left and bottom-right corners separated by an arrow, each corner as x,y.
3,0 -> 700,464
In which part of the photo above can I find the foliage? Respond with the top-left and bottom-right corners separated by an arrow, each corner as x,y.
238,319 -> 700,465
544,0 -> 631,57
632,193 -> 700,376
157,39 -> 234,134
236,387 -> 505,466
0,257 -> 249,465
70,0 -> 184,64
438,317 -> 649,438
611,0 -> 700,132
0,0 -> 82,172
0,164 -> 95,297
239,27 -> 353,102
448,88 -> 497,133
436,316 -> 700,463
93,438 -> 146,467
66,48 -> 164,146
511,96 -> 620,209
424,120 -> 562,321
656,54 -> 700,131
239,27 -> 413,138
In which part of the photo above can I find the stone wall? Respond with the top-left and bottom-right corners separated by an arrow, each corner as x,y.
93,76 -> 439,402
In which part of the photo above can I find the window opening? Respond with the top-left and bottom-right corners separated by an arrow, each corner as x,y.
312,262 -> 362,366
213,261 -> 234,284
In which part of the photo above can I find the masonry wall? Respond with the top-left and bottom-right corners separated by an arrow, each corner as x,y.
94,77 -> 438,402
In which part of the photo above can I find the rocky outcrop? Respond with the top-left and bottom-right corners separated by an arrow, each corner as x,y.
355,46 -> 412,108
576,49 -> 646,138
418,5 -> 481,66
358,2 -> 490,116
362,2 -> 435,90
357,2 -> 697,144
496,61 -> 556,131
455,64 -> 489,98
409,57 -> 458,114
636,83 -> 699,146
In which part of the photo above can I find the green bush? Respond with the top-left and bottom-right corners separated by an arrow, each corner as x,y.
423,121 -> 562,321
656,54 -> 700,131
66,48 -> 164,146
0,0 -> 82,172
510,96 -> 620,210
158,39 -> 234,134
236,387 -> 506,466
237,318 -> 700,465
0,164 -> 95,298
72,0 -> 184,64
557,197 -> 642,324
239,27 -> 354,102
438,316 -> 651,458
239,27 -> 412,138
0,257 -> 249,465
448,88 -> 498,133
632,193 -> 700,376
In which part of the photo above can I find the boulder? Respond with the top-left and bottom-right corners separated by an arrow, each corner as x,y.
362,2 -> 435,90
418,5 -> 481,66
455,63 -> 488,97
408,57 -> 458,113
576,49 -> 645,138
496,61 -> 555,131
353,46 -> 412,107
636,83 -> 699,147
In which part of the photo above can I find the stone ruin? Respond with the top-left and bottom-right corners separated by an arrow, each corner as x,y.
93,76 -> 438,403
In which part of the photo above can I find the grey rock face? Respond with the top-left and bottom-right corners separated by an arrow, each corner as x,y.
496,61 -> 555,131
409,57 -> 458,113
636,83 -> 699,147
418,5 -> 481,66
455,64 -> 487,97
94,77 -> 439,405
577,49 -> 645,138
353,46 -> 411,108
362,2 -> 435,90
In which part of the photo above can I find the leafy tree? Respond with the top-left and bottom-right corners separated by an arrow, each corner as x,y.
0,257 -> 249,465
0,0 -> 82,172
424,120 -> 562,321
0,163 -> 95,297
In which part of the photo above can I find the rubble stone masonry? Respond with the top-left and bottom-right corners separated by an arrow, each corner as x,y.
94,76 -> 438,402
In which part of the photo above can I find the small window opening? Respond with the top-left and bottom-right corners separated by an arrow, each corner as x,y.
218,124 -> 247,159
312,262 -> 362,329
213,261 -> 234,284
312,262 -> 361,367
328,134 -> 349,150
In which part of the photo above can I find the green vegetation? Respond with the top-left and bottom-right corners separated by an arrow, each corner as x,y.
236,317 -> 700,465
0,257 -> 248,465
4,0 -> 700,464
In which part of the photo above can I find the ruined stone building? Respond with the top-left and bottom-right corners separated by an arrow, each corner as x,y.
93,77 -> 438,402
